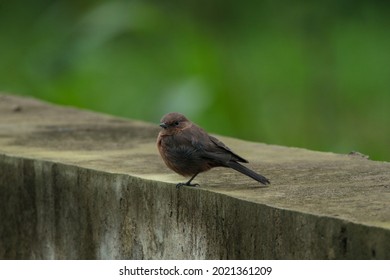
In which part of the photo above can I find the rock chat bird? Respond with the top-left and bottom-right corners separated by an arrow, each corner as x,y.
157,112 -> 270,188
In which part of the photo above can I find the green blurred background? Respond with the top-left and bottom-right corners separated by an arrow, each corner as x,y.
1,0 -> 389,161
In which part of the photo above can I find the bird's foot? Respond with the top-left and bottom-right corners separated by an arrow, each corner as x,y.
176,182 -> 200,189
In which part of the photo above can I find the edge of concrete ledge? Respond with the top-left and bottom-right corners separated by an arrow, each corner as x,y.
1,94 -> 389,259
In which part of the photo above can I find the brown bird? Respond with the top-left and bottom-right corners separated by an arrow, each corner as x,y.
157,112 -> 270,188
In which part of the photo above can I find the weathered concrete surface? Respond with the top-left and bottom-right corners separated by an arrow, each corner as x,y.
0,94 -> 389,260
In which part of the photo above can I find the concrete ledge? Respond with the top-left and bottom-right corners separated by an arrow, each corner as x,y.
1,94 -> 389,259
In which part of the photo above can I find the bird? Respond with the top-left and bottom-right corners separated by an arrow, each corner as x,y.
157,112 -> 270,188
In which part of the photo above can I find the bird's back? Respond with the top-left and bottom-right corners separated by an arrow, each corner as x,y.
182,123 -> 249,166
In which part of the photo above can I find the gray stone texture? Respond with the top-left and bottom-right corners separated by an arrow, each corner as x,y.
0,94 -> 389,259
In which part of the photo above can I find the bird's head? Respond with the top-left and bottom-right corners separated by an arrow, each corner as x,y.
159,112 -> 190,134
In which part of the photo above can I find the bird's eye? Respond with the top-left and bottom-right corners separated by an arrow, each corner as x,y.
174,121 -> 180,126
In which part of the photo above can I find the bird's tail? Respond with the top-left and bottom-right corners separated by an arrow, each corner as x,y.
227,161 -> 270,185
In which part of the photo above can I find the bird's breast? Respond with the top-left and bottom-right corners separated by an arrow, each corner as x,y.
157,134 -> 212,176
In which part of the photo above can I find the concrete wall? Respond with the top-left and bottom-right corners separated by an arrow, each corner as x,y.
1,94 -> 389,259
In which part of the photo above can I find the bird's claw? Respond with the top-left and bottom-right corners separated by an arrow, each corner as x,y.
176,182 -> 200,189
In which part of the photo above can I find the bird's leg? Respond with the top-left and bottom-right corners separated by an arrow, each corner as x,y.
176,173 -> 200,189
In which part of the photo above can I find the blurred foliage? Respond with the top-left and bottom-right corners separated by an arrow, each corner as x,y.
0,0 -> 389,161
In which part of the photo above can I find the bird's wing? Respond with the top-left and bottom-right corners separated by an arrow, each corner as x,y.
181,124 -> 248,164
208,135 -> 248,163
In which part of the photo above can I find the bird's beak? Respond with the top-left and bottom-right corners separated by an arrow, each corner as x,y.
159,122 -> 168,129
